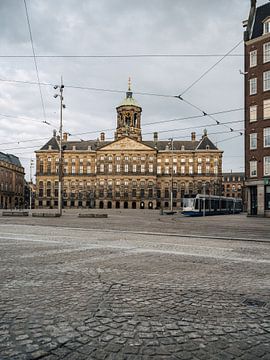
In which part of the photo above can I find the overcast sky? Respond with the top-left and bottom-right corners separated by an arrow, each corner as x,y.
0,0 -> 264,180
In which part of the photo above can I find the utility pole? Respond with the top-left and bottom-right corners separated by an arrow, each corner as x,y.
203,182 -> 206,216
54,77 -> 65,216
169,138 -> 174,212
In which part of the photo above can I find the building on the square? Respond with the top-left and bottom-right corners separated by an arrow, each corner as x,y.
0,152 -> 25,209
222,172 -> 245,202
243,0 -> 270,217
35,84 -> 223,210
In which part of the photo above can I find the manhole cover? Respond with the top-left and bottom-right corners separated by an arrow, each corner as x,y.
243,298 -> 266,308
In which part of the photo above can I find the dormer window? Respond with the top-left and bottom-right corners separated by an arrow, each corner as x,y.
264,19 -> 270,34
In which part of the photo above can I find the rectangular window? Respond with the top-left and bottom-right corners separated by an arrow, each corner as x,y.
264,42 -> 270,63
264,128 -> 270,147
141,164 -> 145,173
250,160 -> 257,177
206,165 -> 210,174
71,166 -> 75,174
116,156 -> 121,161
189,166 -> 193,174
149,164 -> 153,173
133,164 -> 137,173
264,21 -> 270,35
264,99 -> 270,119
108,164 -> 112,173
250,133 -> 257,149
79,166 -> 83,174
87,166 -> 91,174
173,165 -> 177,174
214,166 -> 218,175
181,158 -> 185,163
197,158 -> 202,163
116,164 -> 120,173
124,164 -> 128,173
198,165 -> 202,174
264,156 -> 270,176
164,166 -> 169,174
263,71 -> 270,91
249,78 -> 257,95
250,105 -> 257,122
181,165 -> 185,175
100,164 -> 104,172
250,50 -> 257,67
157,166 -> 161,174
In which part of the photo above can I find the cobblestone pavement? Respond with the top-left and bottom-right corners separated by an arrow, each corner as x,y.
0,219 -> 270,359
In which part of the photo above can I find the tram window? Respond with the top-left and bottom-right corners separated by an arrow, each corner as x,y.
221,200 -> 226,209
205,199 -> 209,209
195,199 -> 199,210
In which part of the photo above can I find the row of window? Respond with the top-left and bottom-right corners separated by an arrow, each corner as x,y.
249,99 -> 270,122
250,157 -> 270,177
58,164 -> 219,175
249,42 -> 270,67
250,127 -> 270,149
249,71 -> 270,95
40,156 -> 219,166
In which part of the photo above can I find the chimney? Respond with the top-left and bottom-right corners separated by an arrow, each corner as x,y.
63,132 -> 68,142
191,132 -> 196,141
100,132 -> 105,141
153,132 -> 158,141
53,129 -> 56,137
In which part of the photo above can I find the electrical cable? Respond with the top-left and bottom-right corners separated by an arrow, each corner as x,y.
23,0 -> 47,122
179,39 -> 243,96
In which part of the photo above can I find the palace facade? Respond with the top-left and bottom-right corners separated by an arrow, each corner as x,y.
35,85 -> 223,210
0,152 -> 24,209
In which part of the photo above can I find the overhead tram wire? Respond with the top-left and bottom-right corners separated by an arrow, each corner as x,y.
0,53 -> 244,59
0,112 -> 57,128
23,0 -> 47,123
179,39 -> 243,97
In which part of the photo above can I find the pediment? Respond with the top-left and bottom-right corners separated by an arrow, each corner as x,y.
98,136 -> 155,151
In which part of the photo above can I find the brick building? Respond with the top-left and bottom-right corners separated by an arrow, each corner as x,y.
0,152 -> 24,209
35,84 -> 223,210
222,172 -> 245,201
243,0 -> 270,217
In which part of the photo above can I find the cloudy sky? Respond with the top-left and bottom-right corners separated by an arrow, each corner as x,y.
0,0 -> 264,180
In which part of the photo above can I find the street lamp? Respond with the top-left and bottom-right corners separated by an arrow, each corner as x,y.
168,138 -> 174,212
54,77 -> 65,216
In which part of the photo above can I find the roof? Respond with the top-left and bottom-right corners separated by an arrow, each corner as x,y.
222,172 -> 245,181
196,136 -> 218,151
251,3 -> 270,39
143,140 -> 200,151
117,90 -> 141,108
38,135 -> 219,152
0,152 -> 22,167
40,136 -> 60,151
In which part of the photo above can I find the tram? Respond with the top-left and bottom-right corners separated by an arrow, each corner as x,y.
182,194 -> 242,216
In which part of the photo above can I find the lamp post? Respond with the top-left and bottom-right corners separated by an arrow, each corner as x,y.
169,138 -> 174,212
54,77 -> 65,216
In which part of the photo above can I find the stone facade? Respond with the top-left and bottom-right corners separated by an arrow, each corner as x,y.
222,172 -> 245,207
0,152 -> 24,209
243,1 -> 270,217
35,87 -> 223,210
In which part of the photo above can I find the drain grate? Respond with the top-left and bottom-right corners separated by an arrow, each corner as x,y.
243,298 -> 266,308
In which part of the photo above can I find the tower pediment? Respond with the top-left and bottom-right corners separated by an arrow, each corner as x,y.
98,136 -> 156,152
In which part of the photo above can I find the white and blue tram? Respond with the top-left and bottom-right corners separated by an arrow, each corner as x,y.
182,194 -> 242,216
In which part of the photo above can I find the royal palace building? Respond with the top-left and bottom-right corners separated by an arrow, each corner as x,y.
0,152 -> 24,209
35,84 -> 223,210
